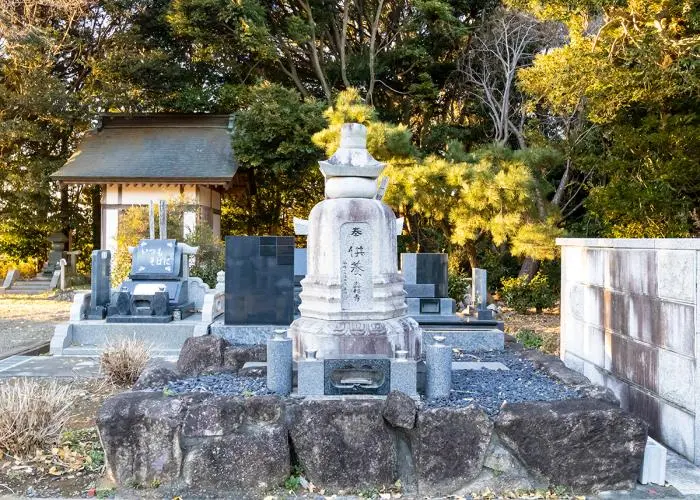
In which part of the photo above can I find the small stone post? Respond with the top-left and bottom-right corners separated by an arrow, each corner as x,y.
59,258 -> 67,290
267,329 -> 292,395
425,335 -> 451,399
159,200 -> 167,240
472,268 -> 492,319
149,201 -> 155,240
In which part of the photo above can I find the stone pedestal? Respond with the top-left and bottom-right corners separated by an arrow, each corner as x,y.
289,123 -> 421,360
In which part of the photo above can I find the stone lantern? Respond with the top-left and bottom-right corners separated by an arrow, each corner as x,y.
289,123 -> 421,360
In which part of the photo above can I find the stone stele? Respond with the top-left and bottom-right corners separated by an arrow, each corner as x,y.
289,123 -> 421,359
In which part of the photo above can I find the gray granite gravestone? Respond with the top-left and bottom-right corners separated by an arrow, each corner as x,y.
42,232 -> 67,277
293,248 -> 307,316
224,236 -> 294,325
401,253 -> 460,324
87,249 -> 111,319
472,267 -> 492,320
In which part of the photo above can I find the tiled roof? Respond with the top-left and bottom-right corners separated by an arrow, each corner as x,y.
51,114 -> 237,184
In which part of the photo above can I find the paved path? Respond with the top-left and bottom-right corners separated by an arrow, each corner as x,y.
0,355 -> 100,378
0,296 -> 70,357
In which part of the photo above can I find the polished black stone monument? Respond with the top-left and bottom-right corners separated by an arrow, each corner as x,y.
87,249 -> 111,319
401,253 -> 449,298
224,236 -> 294,325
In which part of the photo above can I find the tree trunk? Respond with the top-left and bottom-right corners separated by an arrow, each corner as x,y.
518,256 -> 539,279
366,0 -> 385,104
339,0 -> 351,88
465,241 -> 478,270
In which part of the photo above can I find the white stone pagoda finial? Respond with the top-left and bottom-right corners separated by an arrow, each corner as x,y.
318,123 -> 385,199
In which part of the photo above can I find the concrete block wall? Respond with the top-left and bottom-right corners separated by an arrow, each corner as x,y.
557,238 -> 699,463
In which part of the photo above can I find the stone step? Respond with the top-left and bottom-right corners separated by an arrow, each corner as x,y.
2,288 -> 48,295
61,347 -> 181,358
69,323 -> 197,350
421,328 -> 504,352
12,281 -> 50,288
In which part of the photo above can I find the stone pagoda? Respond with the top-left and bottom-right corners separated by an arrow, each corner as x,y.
289,123 -> 421,359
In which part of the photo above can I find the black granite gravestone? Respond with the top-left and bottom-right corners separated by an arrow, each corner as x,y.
225,236 -> 295,325
88,249 -> 111,319
416,254 -> 448,297
402,253 -> 449,298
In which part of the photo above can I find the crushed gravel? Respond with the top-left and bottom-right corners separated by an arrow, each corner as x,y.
425,348 -> 582,416
158,347 -> 581,417
164,373 -> 273,397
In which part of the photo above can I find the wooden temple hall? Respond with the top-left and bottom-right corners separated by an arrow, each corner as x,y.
51,114 -> 239,253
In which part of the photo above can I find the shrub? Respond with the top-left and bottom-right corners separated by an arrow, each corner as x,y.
0,379 -> 77,455
185,225 -> 224,288
515,329 -> 543,349
500,271 -> 557,313
448,272 -> 471,303
111,206 -> 149,287
100,338 -> 151,386
0,255 -> 38,280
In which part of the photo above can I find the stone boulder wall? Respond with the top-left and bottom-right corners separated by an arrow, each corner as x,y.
177,335 -> 266,376
97,392 -> 648,496
411,406 -> 493,496
133,359 -> 182,390
97,391 -> 190,485
495,399 -> 648,492
180,396 -> 289,492
288,400 -> 395,490
97,391 -> 289,497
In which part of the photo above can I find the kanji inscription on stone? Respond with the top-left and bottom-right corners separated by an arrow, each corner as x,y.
340,222 -> 372,310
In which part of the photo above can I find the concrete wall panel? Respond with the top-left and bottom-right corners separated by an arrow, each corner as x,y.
558,238 -> 699,464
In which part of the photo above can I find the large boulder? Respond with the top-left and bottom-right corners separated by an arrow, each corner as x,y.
495,398 -> 648,492
181,396 -> 289,495
177,336 -> 226,376
97,391 -> 190,485
412,406 -> 493,496
133,360 -> 181,390
382,390 -> 417,429
177,336 -> 266,376
222,344 -> 266,373
288,400 -> 395,490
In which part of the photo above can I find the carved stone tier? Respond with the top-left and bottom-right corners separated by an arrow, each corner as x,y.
289,316 -> 421,359
298,198 -> 406,321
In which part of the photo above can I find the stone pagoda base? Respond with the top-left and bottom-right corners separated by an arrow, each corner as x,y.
289,315 -> 421,360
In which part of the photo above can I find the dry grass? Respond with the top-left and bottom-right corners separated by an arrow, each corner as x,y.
0,378 -> 77,456
99,338 -> 151,386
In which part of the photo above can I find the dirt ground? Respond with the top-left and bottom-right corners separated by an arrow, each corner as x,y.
0,294 -> 71,357
500,306 -> 561,356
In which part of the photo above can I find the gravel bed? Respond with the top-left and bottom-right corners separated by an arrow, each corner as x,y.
426,348 -> 581,416
164,373 -> 273,397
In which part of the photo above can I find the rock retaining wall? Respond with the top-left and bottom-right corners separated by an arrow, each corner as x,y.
98,390 -> 647,497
